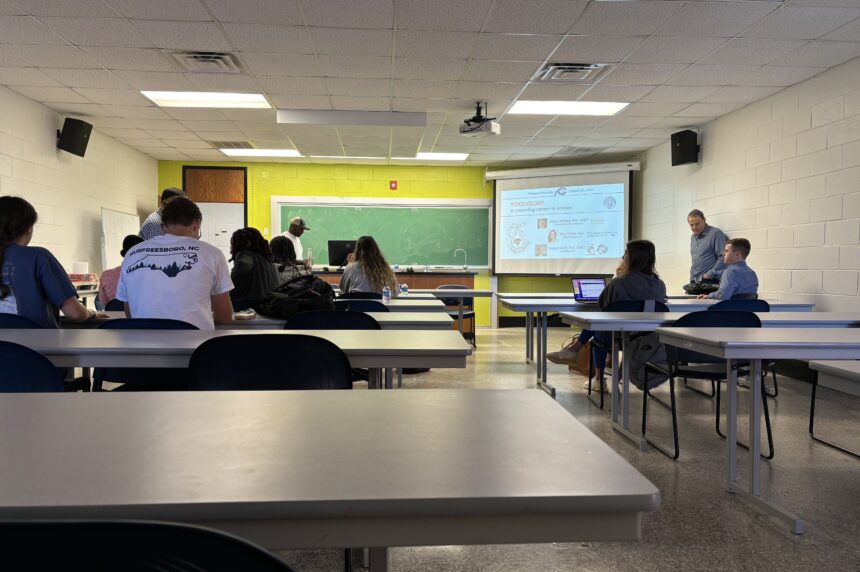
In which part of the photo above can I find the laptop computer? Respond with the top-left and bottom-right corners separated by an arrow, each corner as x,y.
572,277 -> 607,304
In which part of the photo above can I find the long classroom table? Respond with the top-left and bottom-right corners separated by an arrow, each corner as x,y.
654,327 -> 860,535
0,389 -> 659,572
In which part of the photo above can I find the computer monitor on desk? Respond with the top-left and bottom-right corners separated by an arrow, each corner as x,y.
328,240 -> 355,268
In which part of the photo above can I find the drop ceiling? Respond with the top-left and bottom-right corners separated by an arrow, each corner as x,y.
1,0 -> 859,166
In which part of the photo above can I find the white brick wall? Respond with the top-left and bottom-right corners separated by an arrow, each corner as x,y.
0,86 -> 156,272
637,57 -> 860,311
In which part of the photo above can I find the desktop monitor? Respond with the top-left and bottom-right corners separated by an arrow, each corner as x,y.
572,277 -> 608,302
328,240 -> 355,267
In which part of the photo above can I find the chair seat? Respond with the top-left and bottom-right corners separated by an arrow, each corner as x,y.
445,310 -> 476,317
676,362 -> 750,380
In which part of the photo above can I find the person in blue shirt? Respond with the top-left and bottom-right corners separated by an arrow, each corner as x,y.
698,238 -> 759,300
0,196 -> 95,328
688,209 -> 728,283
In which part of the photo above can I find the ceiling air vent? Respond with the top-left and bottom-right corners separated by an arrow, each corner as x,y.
169,51 -> 243,74
208,141 -> 254,150
535,63 -> 613,83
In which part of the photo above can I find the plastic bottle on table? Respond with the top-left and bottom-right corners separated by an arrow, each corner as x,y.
382,286 -> 391,304
400,283 -> 409,296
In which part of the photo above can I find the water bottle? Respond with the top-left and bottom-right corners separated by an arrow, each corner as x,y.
306,247 -> 313,268
400,283 -> 408,296
382,286 -> 391,304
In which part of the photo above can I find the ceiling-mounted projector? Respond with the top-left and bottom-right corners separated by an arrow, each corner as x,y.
459,102 -> 500,137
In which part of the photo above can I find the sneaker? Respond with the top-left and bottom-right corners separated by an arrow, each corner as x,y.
547,338 -> 581,364
582,379 -> 610,393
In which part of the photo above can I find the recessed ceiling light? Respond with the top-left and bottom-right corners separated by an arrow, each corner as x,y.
220,148 -> 301,157
396,152 -> 469,161
509,100 -> 629,116
141,91 -> 270,108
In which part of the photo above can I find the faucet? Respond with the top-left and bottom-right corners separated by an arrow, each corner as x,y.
454,248 -> 467,269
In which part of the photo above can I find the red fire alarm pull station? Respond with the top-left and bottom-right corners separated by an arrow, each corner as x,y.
389,180 -> 397,190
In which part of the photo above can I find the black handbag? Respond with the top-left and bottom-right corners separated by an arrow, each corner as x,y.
683,281 -> 719,295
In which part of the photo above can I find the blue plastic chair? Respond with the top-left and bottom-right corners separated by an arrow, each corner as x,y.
338,291 -> 382,300
0,520 -> 296,572
335,299 -> 389,313
437,284 -> 476,347
0,340 -> 64,392
189,334 -> 353,391
0,313 -> 41,328
92,318 -> 198,391
288,310 -> 380,330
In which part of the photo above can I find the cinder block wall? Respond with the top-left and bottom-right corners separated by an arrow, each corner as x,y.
637,56 -> 860,311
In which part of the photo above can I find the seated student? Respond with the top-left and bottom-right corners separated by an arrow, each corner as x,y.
548,239 -> 667,383
116,196 -> 233,330
339,236 -> 399,297
698,238 -> 758,300
270,235 -> 311,284
98,234 -> 144,309
229,228 -> 280,312
0,196 -> 96,327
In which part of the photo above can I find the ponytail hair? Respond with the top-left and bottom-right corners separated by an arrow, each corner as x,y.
0,196 -> 38,299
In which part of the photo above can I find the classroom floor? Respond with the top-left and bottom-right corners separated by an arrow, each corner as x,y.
271,327 -> 860,571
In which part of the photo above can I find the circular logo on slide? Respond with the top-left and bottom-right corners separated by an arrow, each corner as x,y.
554,187 -> 568,196
597,244 -> 608,254
603,196 -> 616,209
507,223 -> 528,253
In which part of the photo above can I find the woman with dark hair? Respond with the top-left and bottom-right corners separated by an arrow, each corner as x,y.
547,240 -> 667,384
339,236 -> 399,297
229,227 -> 279,311
270,235 -> 311,284
0,196 -> 95,327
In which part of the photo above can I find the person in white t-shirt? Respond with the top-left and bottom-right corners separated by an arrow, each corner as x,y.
116,196 -> 233,330
282,216 -> 310,264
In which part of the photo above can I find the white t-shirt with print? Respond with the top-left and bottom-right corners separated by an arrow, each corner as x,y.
281,230 -> 303,260
116,234 -> 233,330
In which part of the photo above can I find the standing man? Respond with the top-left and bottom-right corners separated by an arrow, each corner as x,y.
282,216 -> 311,265
140,187 -> 185,240
688,209 -> 727,283
697,238 -> 758,300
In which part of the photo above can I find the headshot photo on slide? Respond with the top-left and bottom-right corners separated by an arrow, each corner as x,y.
535,244 -> 547,256
548,229 -> 557,243
537,218 -> 547,229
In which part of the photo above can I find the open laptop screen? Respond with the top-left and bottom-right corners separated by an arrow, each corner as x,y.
572,277 -> 607,302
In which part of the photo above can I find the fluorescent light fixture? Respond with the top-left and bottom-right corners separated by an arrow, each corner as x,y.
509,100 -> 629,116
310,155 -> 387,160
395,152 -> 468,161
141,91 -> 269,108
220,148 -> 302,157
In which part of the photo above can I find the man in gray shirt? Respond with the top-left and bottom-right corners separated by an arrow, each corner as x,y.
698,238 -> 759,300
688,209 -> 727,283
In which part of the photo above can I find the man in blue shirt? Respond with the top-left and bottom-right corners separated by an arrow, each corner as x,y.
698,238 -> 758,300
689,209 -> 728,283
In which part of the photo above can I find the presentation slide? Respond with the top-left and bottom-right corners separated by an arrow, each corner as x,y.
493,171 -> 630,275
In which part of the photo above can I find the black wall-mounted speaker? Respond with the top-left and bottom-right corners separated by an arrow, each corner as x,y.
671,129 -> 698,166
57,118 -> 93,157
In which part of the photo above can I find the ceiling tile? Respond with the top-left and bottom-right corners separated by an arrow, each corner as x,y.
0,45 -> 30,66
75,87 -> 152,105
457,81 -> 524,100
10,85 -> 88,102
180,150 -> 230,159
601,63 -> 688,86
303,0 -> 393,29
178,120 -> 236,132
618,102 -> 688,117
639,85 -> 719,103
154,131 -> 205,142
553,35 -> 645,63
40,17 -> 150,47
318,55 -> 391,79
131,20 -> 231,51
675,102 -> 744,118
648,116 -> 703,129
223,24 -> 313,54
86,116 -> 135,127
220,108 -> 277,121
742,6 -> 860,40
240,53 -> 320,76
97,127 -> 150,139
701,86 -> 783,104
128,118 -> 187,130
569,1 -> 681,36
771,40 -> 860,67
735,65 -> 826,86
698,38 -> 807,66
0,16 -> 63,45
549,115 -> 608,127
394,58 -> 467,81
111,70 -> 195,90
47,102 -> 109,115
107,0 -> 211,21
195,130 -> 246,141
485,0 -> 587,34
326,77 -> 391,97
626,37 -> 729,64
632,128 -> 678,139
283,125 -> 338,137
395,31 -> 479,59
203,0 -> 303,25
184,73 -> 262,92
612,138 -> 665,149
258,75 -> 326,94
463,60 -> 540,83
101,105 -> 170,119
80,47 -> 175,71
395,0 -> 492,32
666,64 -> 762,86
267,94 -> 331,109
40,68 -> 127,88
471,33 -> 560,61
162,108 -> 229,120
656,3 -> 776,38
824,15 -> 860,41
309,28 -> 392,57
19,45 -> 99,68
518,82 -> 590,101
0,66 -> 60,86
12,0 -> 114,17
600,116 -> 659,129
580,85 -> 655,103
331,95 -> 391,111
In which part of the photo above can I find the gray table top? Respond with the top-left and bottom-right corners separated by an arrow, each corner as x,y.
562,312 -> 860,331
408,289 -> 494,297
655,327 -> 860,360
0,389 -> 658,522
808,360 -> 860,379
501,298 -> 815,313
366,299 -> 446,311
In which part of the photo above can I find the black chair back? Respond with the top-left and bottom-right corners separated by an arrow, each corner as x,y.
667,310 -> 761,364
288,310 -> 380,330
604,300 -> 670,312
731,292 -> 759,300
0,520 -> 295,571
338,291 -> 382,299
189,334 -> 353,391
709,299 -> 770,312
0,313 -> 41,328
0,340 -> 64,392
336,299 -> 389,312
99,318 -> 197,331
437,284 -> 473,307
104,298 -> 125,311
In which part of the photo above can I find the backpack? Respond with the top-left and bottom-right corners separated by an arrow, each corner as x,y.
626,331 -> 669,390
258,274 -> 335,319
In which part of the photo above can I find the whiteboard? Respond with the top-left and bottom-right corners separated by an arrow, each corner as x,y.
101,208 -> 141,271
198,202 -> 245,266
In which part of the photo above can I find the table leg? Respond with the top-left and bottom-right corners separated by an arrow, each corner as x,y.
525,311 -> 534,363
749,359 -> 762,496
611,333 -> 621,425
611,331 -> 646,450
726,359 -> 738,487
535,312 -> 542,381
384,368 -> 393,390
457,297 -> 464,335
368,547 -> 388,572
621,332 -> 630,430
536,312 -> 556,398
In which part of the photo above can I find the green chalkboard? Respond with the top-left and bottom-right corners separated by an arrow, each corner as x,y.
279,204 -> 489,266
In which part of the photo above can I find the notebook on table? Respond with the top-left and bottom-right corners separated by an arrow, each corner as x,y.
571,277 -> 608,305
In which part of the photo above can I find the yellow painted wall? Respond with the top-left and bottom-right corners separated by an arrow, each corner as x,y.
158,161 -> 497,324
